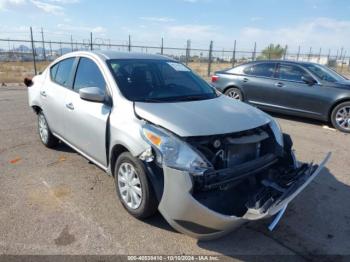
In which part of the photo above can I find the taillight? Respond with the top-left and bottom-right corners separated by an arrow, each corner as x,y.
211,75 -> 219,82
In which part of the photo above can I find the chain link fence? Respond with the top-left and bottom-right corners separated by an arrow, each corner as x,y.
1,27 -> 350,83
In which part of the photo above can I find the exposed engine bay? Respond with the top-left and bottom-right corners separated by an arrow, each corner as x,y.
183,124 -> 317,217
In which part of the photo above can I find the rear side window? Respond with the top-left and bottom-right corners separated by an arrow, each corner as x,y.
73,57 -> 106,92
50,58 -> 75,87
243,63 -> 276,78
278,64 -> 309,82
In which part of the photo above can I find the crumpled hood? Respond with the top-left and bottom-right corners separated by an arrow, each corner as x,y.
134,95 -> 271,137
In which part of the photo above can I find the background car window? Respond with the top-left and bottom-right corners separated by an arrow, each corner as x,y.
74,57 -> 106,92
53,58 -> 75,87
278,64 -> 309,82
243,63 -> 276,78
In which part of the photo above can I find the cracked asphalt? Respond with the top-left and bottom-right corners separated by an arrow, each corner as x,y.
1,85 -> 350,260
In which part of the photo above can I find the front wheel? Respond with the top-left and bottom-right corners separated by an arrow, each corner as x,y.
224,87 -> 243,101
114,152 -> 157,218
37,111 -> 59,148
331,102 -> 350,133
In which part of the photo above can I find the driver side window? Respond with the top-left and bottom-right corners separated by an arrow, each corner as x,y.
278,64 -> 309,82
73,57 -> 106,92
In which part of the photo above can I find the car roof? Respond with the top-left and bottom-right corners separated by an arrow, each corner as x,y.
91,50 -> 174,61
238,60 -> 319,67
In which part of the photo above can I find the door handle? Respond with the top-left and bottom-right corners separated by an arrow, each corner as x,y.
275,82 -> 284,87
66,102 -> 74,110
243,78 -> 249,82
40,91 -> 47,97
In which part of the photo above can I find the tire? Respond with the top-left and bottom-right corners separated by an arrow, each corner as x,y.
37,111 -> 59,148
224,87 -> 243,101
331,101 -> 350,133
114,152 -> 157,219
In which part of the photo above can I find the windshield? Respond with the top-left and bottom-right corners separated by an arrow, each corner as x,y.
304,64 -> 346,83
107,59 -> 217,102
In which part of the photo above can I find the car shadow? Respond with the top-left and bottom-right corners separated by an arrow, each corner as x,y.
142,212 -> 178,233
196,167 -> 350,258
54,141 -> 77,154
266,111 -> 329,128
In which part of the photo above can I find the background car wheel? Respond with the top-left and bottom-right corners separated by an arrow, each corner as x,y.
331,101 -> 350,133
38,111 -> 59,148
224,87 -> 243,101
114,152 -> 157,219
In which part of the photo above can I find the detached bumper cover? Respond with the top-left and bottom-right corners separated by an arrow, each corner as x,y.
158,153 -> 331,240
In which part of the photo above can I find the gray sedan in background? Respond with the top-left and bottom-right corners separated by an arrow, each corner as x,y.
211,61 -> 350,133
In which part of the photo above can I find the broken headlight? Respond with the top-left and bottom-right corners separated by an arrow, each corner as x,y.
269,118 -> 284,147
141,124 -> 211,174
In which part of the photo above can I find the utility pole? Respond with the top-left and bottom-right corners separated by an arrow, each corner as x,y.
41,27 -> 46,61
30,27 -> 37,75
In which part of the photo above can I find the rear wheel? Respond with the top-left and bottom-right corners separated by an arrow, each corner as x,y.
37,111 -> 59,148
224,87 -> 243,101
331,101 -> 350,133
114,152 -> 157,218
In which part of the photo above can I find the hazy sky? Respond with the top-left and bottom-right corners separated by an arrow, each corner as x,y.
1,0 -> 350,54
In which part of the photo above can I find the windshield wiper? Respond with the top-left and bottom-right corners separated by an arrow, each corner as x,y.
134,98 -> 167,103
171,95 -> 214,101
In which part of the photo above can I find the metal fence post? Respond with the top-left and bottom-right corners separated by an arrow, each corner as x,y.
40,27 -> 46,61
71,35 -> 74,52
317,48 -> 322,63
296,46 -> 300,61
341,51 -> 346,72
252,42 -> 256,61
308,47 -> 312,61
128,35 -> 131,52
161,37 -> 164,55
283,45 -> 288,60
90,32 -> 93,50
59,41 -> 62,56
232,40 -> 236,67
30,27 -> 37,75
335,49 -> 339,61
327,49 -> 331,65
268,44 -> 271,60
207,40 -> 213,77
185,39 -> 191,65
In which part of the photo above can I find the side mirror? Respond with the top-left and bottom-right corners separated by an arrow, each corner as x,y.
301,75 -> 316,85
79,87 -> 105,102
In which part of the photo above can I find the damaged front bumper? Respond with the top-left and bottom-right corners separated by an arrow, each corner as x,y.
158,153 -> 331,240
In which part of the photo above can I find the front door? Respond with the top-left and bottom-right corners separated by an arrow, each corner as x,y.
64,57 -> 111,167
274,63 -> 323,118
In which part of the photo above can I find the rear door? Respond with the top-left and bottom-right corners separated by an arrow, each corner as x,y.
241,62 -> 279,106
41,57 -> 76,136
274,63 -> 324,117
63,57 -> 111,167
